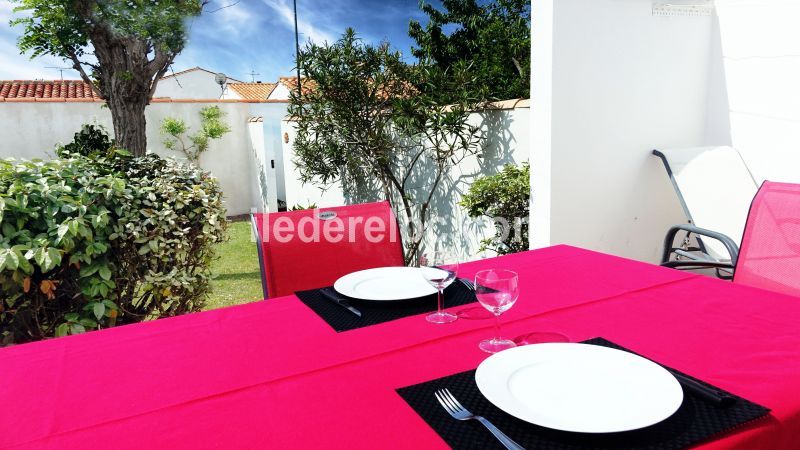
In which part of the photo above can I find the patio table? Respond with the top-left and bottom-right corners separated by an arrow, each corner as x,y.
2,245 -> 799,449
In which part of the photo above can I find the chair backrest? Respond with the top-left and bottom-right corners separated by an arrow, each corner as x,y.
653,146 -> 758,260
734,181 -> 800,297
252,201 -> 405,298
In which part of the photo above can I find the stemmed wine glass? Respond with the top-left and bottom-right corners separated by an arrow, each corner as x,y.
418,249 -> 460,324
475,269 -> 519,353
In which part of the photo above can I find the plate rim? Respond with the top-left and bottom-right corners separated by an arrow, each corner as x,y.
333,266 -> 438,301
474,342 -> 684,433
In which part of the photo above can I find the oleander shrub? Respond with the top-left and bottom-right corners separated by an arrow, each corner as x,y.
460,162 -> 529,255
0,129 -> 227,345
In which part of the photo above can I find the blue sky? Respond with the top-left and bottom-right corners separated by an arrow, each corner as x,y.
0,0 -> 436,82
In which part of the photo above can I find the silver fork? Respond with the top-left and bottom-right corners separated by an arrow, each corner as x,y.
459,278 -> 475,291
434,388 -> 526,450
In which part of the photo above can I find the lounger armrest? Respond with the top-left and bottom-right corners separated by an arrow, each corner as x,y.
661,224 -> 739,266
660,260 -> 735,270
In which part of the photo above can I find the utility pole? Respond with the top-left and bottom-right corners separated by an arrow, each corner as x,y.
293,0 -> 302,104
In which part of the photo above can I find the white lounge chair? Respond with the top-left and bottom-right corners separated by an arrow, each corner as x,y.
653,146 -> 759,278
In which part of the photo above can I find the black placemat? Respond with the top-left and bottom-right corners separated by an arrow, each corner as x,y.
396,338 -> 770,450
295,281 -> 477,332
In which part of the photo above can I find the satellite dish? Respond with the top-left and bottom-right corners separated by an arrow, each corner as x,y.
215,72 -> 227,87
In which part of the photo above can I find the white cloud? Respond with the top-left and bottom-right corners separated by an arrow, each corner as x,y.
203,0 -> 261,38
0,35 -> 79,80
0,0 -> 15,24
262,0 -> 336,44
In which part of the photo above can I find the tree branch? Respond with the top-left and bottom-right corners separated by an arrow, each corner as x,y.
147,47 -> 177,99
63,46 -> 103,98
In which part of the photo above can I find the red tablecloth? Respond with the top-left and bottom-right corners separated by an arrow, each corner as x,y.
2,245 -> 799,449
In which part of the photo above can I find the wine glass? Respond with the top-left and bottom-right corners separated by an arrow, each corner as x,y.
418,249 -> 460,324
475,269 -> 519,353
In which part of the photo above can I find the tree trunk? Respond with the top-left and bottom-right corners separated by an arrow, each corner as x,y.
108,95 -> 148,156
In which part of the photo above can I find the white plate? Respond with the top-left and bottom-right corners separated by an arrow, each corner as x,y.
333,267 -> 438,301
475,343 -> 683,433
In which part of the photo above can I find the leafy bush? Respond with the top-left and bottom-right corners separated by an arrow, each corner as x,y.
460,162 -> 529,255
290,203 -> 318,211
55,123 -> 116,158
0,130 -> 227,345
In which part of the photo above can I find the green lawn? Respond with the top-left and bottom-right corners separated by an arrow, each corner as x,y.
205,220 -> 264,310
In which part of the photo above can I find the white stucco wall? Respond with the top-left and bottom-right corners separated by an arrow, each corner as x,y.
249,102 -> 289,212
716,0 -> 800,184
0,101 -> 258,216
154,69 -> 233,99
531,0 -> 725,262
268,83 -> 292,100
280,118 -> 344,209
280,103 -> 530,259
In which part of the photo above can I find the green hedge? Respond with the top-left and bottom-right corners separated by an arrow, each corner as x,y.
460,162 -> 530,255
0,129 -> 227,345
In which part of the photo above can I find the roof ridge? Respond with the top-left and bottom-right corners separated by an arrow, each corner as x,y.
161,66 -> 244,83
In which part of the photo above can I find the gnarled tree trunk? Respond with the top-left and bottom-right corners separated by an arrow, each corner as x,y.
108,95 -> 148,157
68,0 -> 177,157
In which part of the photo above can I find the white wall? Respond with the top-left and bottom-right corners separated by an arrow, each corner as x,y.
280,102 -> 530,259
154,70 -> 227,99
280,118 -> 345,208
716,0 -> 800,184
0,101 -> 258,216
249,103 -> 289,212
268,83 -> 291,100
152,102 -> 256,216
531,0 -> 724,262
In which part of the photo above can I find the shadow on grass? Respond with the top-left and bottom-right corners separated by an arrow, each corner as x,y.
213,272 -> 262,282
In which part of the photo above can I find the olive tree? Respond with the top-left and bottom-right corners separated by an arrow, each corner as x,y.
11,0 -> 206,156
289,29 -> 484,263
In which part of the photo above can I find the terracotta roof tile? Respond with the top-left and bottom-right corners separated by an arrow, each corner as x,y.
228,82 -> 277,100
278,76 -> 317,96
0,80 -> 103,101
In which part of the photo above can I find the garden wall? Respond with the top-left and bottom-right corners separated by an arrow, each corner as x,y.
0,100 -> 271,216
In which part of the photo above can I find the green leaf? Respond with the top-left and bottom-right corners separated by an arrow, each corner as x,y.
2,222 -> 15,237
57,223 -> 70,240
92,302 -> 105,320
68,220 -> 80,236
70,323 -> 86,335
98,265 -> 112,281
0,249 -> 19,271
55,323 -> 69,337
79,318 -> 97,328
80,264 -> 99,277
47,247 -> 62,269
102,299 -> 117,310
64,312 -> 79,322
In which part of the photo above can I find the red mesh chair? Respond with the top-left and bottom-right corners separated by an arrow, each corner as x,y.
662,181 -> 800,297
734,181 -> 800,297
251,201 -> 405,298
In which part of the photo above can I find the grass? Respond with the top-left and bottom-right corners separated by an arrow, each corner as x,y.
205,220 -> 264,310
